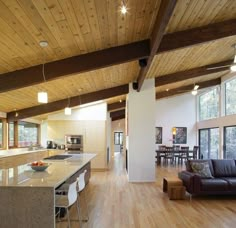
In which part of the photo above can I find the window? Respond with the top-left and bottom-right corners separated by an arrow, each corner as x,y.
225,78 -> 236,115
9,122 -> 15,147
224,126 -> 236,159
199,128 -> 219,159
114,132 -> 123,145
0,119 -> 3,149
18,122 -> 39,147
199,88 -> 219,121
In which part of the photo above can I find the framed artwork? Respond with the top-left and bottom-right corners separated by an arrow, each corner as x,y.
173,127 -> 187,144
155,127 -> 162,144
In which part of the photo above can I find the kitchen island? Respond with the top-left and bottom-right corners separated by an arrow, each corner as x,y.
0,153 -> 96,228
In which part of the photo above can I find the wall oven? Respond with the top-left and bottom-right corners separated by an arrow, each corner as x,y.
65,135 -> 83,152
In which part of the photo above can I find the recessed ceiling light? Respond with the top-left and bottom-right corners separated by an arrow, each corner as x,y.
120,1 -> 128,15
166,88 -> 169,92
39,41 -> 48,47
119,99 -> 122,103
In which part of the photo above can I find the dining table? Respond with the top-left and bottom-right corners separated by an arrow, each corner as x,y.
155,149 -> 195,165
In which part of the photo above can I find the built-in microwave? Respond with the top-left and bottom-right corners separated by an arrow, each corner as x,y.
65,135 -> 83,151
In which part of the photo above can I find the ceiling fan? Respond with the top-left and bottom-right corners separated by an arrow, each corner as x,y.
207,44 -> 236,72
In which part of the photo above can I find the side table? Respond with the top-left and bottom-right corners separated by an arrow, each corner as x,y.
163,177 -> 186,200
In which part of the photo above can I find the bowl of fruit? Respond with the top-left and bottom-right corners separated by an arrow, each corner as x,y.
30,161 -> 50,171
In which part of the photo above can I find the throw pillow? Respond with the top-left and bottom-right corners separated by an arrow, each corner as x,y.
190,162 -> 213,178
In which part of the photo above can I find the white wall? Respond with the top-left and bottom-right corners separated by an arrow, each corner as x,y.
155,93 -> 197,149
128,79 -> 156,182
48,103 -> 107,121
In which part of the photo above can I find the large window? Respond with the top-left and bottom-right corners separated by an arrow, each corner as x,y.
0,119 -> 3,149
199,88 -> 219,121
224,126 -> 236,159
199,128 -> 219,159
225,78 -> 236,115
18,122 -> 39,147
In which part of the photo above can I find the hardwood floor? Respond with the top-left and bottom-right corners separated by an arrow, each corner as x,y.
57,153 -> 236,228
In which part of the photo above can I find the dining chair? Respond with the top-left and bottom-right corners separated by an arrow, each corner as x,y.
173,145 -> 180,164
55,180 -> 80,228
179,146 -> 189,164
156,145 -> 166,165
188,146 -> 199,160
163,146 -> 174,165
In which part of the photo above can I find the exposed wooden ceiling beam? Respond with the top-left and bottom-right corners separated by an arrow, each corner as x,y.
157,19 -> 236,53
112,114 -> 125,122
158,19 -> 236,53
0,40 -> 149,93
7,85 -> 129,121
155,59 -> 232,86
1,19 -> 235,93
110,109 -> 126,121
156,78 -> 221,99
110,109 -> 125,118
107,101 -> 126,111
136,0 -> 177,92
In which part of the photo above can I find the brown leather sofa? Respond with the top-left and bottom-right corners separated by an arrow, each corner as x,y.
178,159 -> 236,195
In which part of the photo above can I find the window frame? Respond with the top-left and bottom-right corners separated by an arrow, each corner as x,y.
224,77 -> 236,116
223,125 -> 236,159
198,127 -> 219,159
0,118 -> 6,150
8,121 -> 40,148
198,87 -> 220,121
114,132 -> 123,145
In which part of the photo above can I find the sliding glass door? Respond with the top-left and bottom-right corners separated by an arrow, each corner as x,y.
224,126 -> 236,159
199,128 -> 219,159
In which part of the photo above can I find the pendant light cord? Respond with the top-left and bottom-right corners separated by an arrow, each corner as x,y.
42,63 -> 46,82
67,97 -> 70,108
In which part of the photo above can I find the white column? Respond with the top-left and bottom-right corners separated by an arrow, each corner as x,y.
127,79 -> 156,182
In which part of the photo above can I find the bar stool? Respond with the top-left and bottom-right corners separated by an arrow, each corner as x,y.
77,170 -> 89,221
57,170 -> 89,222
55,180 -> 80,228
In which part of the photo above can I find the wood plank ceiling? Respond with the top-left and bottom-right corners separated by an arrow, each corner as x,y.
0,0 -> 236,120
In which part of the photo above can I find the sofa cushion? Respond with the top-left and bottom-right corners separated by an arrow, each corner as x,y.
221,178 -> 236,191
200,179 -> 229,191
190,162 -> 213,178
212,159 -> 236,177
186,160 -> 214,176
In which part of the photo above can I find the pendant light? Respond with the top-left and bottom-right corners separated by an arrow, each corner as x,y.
65,97 -> 72,115
38,41 -> 48,103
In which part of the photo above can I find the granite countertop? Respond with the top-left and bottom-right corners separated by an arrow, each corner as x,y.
0,153 -> 96,188
0,149 -> 48,158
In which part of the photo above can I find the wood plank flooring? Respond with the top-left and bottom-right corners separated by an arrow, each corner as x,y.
57,153 -> 236,228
